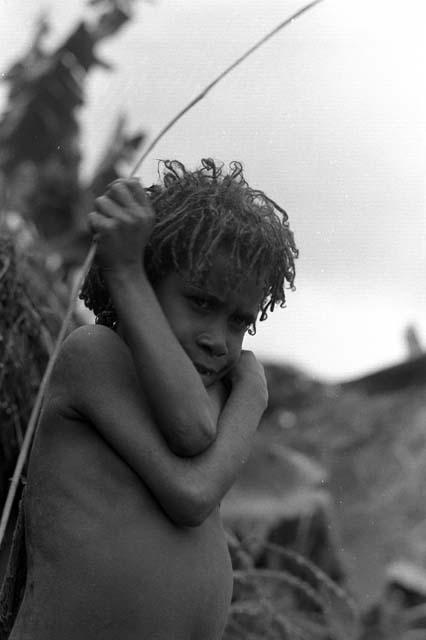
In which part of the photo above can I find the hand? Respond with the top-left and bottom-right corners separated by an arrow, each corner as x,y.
88,178 -> 154,274
229,350 -> 269,411
207,380 -> 228,427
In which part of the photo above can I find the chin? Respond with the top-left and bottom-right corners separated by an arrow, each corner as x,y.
201,373 -> 217,388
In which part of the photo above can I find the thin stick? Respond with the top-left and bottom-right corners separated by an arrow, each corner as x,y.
0,0 -> 325,548
132,0 -> 325,174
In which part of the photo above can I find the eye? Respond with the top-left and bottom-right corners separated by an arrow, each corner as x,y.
190,295 -> 212,311
230,315 -> 252,333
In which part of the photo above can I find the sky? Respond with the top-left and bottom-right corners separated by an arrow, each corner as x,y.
1,0 -> 426,381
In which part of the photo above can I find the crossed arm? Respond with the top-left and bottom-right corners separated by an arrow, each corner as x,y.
52,325 -> 267,527
87,179 -> 223,457
104,267 -> 217,457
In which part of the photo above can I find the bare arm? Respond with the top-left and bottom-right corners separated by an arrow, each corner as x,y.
56,328 -> 267,526
88,179 -> 215,456
189,352 -> 268,520
106,267 -> 217,457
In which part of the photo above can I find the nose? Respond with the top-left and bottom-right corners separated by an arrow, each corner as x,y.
196,327 -> 228,358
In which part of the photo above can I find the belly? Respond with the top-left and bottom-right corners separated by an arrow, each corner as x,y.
14,408 -> 234,640
64,508 -> 232,637
18,478 -> 233,640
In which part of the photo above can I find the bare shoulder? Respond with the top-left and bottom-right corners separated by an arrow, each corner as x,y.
62,324 -> 127,365
48,324 -> 134,409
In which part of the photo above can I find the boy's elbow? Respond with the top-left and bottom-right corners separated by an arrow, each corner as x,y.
170,484 -> 215,527
168,415 -> 216,457
181,504 -> 213,528
173,510 -> 206,528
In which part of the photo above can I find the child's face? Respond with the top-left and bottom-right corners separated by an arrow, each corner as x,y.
154,254 -> 264,387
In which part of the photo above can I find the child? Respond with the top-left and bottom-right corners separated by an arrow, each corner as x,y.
8,158 -> 297,639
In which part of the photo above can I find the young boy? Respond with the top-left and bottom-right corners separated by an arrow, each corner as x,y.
8,158 -> 297,639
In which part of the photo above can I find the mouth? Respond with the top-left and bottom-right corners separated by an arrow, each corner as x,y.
194,363 -> 217,378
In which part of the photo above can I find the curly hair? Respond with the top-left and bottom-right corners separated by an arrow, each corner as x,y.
79,158 -> 298,334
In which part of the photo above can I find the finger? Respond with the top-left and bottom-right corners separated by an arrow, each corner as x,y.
106,179 -> 154,219
94,195 -> 132,221
87,210 -> 116,236
126,178 -> 152,209
105,177 -> 131,191
105,180 -> 134,207
106,178 -> 126,189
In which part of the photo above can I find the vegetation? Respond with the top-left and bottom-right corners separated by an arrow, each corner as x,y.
0,0 -> 145,510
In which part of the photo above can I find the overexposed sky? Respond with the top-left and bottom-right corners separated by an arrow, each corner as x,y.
2,0 -> 426,381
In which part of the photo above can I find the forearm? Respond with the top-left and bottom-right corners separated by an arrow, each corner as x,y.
105,267 -> 215,456
191,377 -> 266,510
137,377 -> 266,526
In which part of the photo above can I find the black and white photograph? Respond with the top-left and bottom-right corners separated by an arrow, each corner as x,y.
1,1 -> 426,638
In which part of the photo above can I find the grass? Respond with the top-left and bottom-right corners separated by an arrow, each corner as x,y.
0,228 -> 72,504
225,533 -> 359,640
